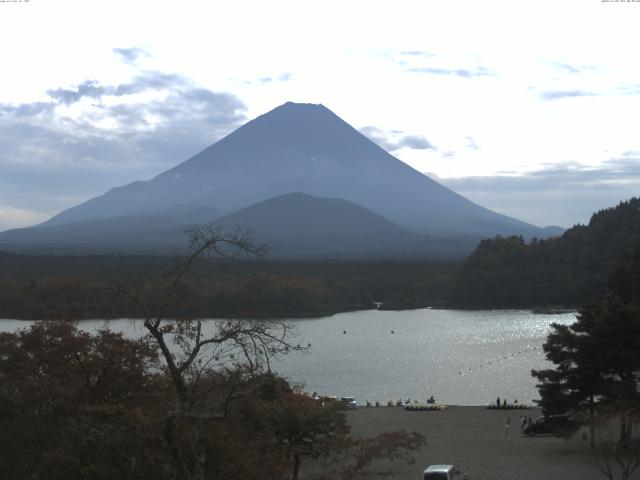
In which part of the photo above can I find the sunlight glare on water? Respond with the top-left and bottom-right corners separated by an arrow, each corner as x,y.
271,309 -> 576,406
0,308 -> 575,406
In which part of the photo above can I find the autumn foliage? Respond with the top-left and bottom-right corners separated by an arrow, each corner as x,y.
0,322 -> 425,480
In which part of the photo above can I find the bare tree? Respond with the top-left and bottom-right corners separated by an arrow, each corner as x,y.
589,439 -> 640,480
113,225 -> 305,480
588,409 -> 640,480
307,431 -> 427,480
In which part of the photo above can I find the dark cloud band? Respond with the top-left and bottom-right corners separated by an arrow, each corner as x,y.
0,66 -> 247,228
433,158 -> 640,227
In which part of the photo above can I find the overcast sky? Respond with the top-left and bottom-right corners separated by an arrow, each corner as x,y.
1,0 -> 639,231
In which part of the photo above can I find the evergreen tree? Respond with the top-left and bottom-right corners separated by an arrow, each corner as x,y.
532,247 -> 640,447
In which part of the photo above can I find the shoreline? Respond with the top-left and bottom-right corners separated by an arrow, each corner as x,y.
0,305 -> 578,322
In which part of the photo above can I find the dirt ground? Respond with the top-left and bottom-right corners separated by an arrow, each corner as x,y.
345,405 -> 638,480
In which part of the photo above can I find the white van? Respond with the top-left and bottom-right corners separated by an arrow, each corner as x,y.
423,464 -> 460,480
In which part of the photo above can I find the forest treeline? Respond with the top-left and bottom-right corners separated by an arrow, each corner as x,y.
450,197 -> 640,308
2,197 -> 640,318
0,254 -> 452,319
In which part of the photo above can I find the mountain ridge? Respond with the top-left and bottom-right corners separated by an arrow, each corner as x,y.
1,192 -> 483,258
1,102 -> 558,257
39,102 -> 546,238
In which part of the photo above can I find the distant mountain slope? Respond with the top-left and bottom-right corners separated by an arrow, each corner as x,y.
211,192 -> 478,258
39,102 -> 548,239
449,197 -> 640,307
0,193 -> 481,258
0,216 -> 187,254
214,192 -> 416,248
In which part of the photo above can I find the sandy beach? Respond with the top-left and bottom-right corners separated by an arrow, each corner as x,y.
346,405 -> 626,480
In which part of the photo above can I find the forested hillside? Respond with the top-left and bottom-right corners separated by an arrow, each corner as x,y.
0,253 -> 451,319
4,198 -> 639,317
450,198 -> 640,308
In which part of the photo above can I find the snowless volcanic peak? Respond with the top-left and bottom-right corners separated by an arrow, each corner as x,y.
38,101 -> 543,239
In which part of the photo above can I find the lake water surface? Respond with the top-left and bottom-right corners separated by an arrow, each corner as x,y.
0,309 -> 576,406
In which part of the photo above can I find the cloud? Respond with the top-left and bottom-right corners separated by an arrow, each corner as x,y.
409,66 -> 491,78
397,135 -> 434,150
433,157 -> 640,227
253,72 -> 294,84
0,101 -> 55,117
113,47 -> 149,65
400,50 -> 435,57
360,126 -> 435,152
393,51 -> 491,78
1,72 -> 246,161
47,80 -> 109,105
439,157 -> 640,194
359,126 -> 394,150
465,137 -> 479,151
43,72 -> 190,106
620,84 -> 640,96
0,69 -> 247,230
554,63 -> 596,74
0,205 -> 49,231
541,90 -> 597,101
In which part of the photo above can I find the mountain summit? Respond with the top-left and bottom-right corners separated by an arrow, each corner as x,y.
41,102 -> 542,237
2,102 -> 554,256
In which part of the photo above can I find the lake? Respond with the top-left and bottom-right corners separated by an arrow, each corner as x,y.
0,308 -> 576,406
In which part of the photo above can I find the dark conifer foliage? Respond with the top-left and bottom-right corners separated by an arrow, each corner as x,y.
532,245 -> 640,445
450,198 -> 640,308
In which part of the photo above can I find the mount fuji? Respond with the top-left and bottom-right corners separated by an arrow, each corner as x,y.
0,102 -> 559,257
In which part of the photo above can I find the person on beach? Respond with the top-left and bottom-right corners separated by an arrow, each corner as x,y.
520,415 -> 527,431
505,417 -> 511,435
496,396 -> 500,408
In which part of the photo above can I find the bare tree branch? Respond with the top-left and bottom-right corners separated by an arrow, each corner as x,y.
109,226 -> 299,480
